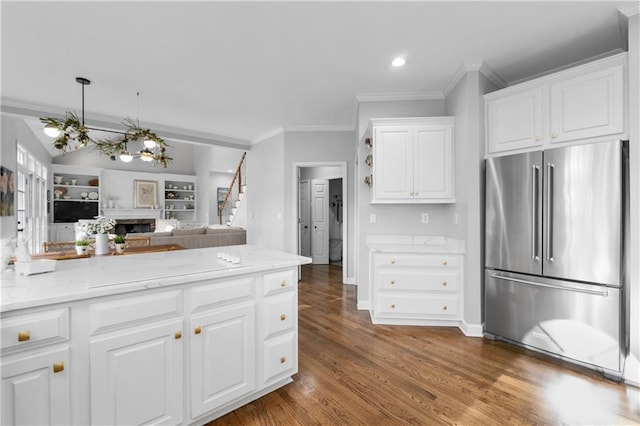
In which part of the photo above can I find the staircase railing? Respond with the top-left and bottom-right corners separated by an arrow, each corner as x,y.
218,152 -> 247,224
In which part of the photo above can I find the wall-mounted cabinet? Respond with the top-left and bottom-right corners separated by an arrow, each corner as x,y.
485,53 -> 626,157
369,117 -> 455,204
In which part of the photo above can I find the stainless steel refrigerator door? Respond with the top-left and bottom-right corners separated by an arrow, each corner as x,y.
485,151 -> 543,275
542,140 -> 623,286
485,270 -> 622,373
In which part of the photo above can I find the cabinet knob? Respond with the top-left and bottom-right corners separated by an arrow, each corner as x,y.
551,133 -> 558,139
415,192 -> 419,196
535,136 -> 541,141
53,362 -> 64,373
174,331 -> 182,340
391,304 -> 396,309
280,280 -> 287,287
280,314 -> 286,321
442,281 -> 447,287
18,330 -> 30,342
194,326 -> 202,335
280,356 -> 287,364
390,280 -> 395,285
442,260 -> 448,266
390,260 -> 396,265
443,305 -> 448,311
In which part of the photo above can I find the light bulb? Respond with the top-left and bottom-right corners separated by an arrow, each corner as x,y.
119,152 -> 133,162
140,149 -> 154,162
143,138 -> 157,149
391,57 -> 406,67
44,124 -> 61,137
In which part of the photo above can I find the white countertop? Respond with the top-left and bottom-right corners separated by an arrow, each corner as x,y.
1,245 -> 311,313
367,235 -> 465,254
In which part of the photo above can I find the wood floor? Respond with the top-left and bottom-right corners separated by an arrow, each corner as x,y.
212,264 -> 640,425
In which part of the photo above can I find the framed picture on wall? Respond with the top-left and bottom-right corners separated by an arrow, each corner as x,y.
134,180 -> 157,209
217,187 -> 228,216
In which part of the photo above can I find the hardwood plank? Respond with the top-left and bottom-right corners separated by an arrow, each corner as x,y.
210,264 -> 640,425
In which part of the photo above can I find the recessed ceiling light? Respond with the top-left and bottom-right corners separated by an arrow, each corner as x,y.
392,57 -> 406,67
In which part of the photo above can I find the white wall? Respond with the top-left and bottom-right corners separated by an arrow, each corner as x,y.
355,99 -> 447,305
246,132 -> 286,250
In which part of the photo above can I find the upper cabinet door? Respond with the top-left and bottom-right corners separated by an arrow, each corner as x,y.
549,64 -> 624,144
372,126 -> 414,201
486,87 -> 545,155
414,125 -> 455,202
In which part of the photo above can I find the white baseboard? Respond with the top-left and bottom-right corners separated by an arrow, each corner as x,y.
344,277 -> 355,285
459,321 -> 483,337
624,354 -> 640,388
357,300 -> 370,310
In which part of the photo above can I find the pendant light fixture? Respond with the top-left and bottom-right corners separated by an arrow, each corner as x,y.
40,77 -> 172,168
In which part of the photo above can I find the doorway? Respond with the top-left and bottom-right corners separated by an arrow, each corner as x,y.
293,162 -> 348,283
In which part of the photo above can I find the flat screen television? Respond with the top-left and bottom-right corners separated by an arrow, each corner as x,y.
54,201 -> 99,223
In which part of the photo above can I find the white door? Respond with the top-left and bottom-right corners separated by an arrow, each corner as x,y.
311,179 -> 329,264
90,319 -> 184,425
298,179 -> 311,258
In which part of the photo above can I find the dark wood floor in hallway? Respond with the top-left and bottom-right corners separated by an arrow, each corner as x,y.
211,264 -> 639,425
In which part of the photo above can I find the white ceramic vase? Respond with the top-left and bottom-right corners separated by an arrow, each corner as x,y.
115,243 -> 125,254
94,233 -> 110,255
76,245 -> 88,256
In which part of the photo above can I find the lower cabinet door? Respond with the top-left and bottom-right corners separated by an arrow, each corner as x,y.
2,347 -> 70,426
263,332 -> 297,384
90,319 -> 184,425
191,302 -> 256,418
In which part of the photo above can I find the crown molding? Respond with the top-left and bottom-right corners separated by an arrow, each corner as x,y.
355,91 -> 444,102
443,60 -> 507,97
619,3 -> 640,17
251,127 -> 285,145
282,124 -> 354,133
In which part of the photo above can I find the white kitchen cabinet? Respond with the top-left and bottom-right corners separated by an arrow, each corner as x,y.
90,318 -> 184,426
190,301 -> 256,417
370,250 -> 463,326
370,117 -> 455,204
485,52 -> 626,156
1,347 -> 70,426
1,308 -> 71,426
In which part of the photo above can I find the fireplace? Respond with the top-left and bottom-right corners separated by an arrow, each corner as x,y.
114,218 -> 156,235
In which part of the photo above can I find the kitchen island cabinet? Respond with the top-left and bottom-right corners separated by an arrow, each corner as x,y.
0,245 -> 310,426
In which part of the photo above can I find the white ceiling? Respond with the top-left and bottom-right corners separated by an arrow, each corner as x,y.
1,1 -> 635,148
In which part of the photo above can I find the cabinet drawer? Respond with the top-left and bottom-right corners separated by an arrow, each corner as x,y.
1,308 -> 69,351
376,294 -> 459,317
191,276 -> 254,312
263,332 -> 296,384
374,253 -> 460,268
263,269 -> 296,296
375,269 -> 459,292
89,289 -> 182,335
263,292 -> 296,339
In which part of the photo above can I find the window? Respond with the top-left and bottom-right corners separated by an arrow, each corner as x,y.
17,144 -> 48,254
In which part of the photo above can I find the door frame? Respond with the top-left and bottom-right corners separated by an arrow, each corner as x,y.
292,162 -> 348,284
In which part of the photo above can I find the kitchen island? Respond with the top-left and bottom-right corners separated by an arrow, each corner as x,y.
1,245 -> 311,425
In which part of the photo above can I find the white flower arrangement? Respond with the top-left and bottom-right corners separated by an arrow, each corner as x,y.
85,215 -> 116,235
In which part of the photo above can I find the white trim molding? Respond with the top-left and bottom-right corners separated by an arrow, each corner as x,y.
459,321 -> 484,338
356,91 -> 444,102
619,3 -> 640,17
443,60 -> 507,97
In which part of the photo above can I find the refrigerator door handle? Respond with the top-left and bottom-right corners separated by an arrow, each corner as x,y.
532,165 -> 540,261
489,273 -> 609,297
546,162 -> 555,263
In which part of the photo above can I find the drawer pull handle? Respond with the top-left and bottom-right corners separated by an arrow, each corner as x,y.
194,326 -> 202,335
280,356 -> 286,364
174,331 -> 182,340
391,304 -> 396,309
442,281 -> 447,287
442,260 -> 448,266
390,280 -> 395,285
280,314 -> 286,321
53,362 -> 64,373
443,305 -> 448,311
390,260 -> 396,265
551,133 -> 558,139
18,331 -> 30,342
280,280 -> 287,287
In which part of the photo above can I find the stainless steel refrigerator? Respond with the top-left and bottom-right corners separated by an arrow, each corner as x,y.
485,140 -> 628,378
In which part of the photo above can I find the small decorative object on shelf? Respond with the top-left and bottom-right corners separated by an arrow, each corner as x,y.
113,235 -> 126,254
365,137 -> 372,148
365,154 -> 373,168
364,175 -> 373,187
75,239 -> 90,255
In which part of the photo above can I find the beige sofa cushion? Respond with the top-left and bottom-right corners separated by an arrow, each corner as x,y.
172,228 -> 206,236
